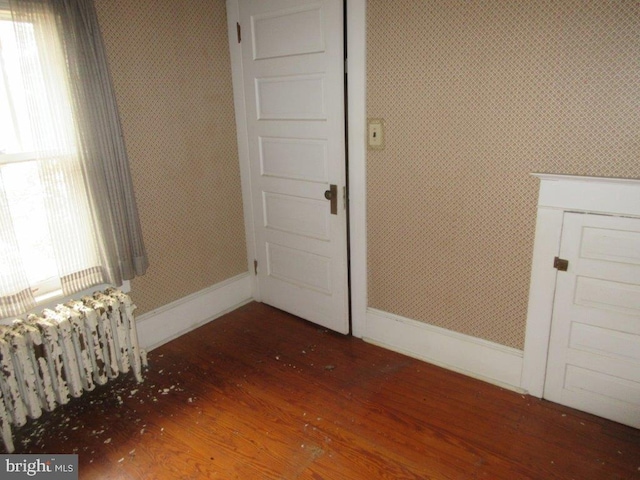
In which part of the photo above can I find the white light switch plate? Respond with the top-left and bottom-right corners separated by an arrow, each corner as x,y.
368,118 -> 384,149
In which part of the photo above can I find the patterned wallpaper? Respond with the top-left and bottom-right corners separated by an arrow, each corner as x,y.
367,0 -> 640,349
94,0 -> 247,315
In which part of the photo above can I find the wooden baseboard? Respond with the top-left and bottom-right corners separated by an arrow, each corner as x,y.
365,308 -> 524,392
136,273 -> 253,351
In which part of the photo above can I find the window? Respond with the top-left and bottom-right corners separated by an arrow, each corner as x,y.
1,15 -> 65,300
0,1 -> 147,319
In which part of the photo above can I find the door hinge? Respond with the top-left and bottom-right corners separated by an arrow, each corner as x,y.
553,256 -> 569,272
237,22 -> 241,43
253,259 -> 258,275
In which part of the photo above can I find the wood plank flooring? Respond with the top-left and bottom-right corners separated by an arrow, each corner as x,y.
6,302 -> 640,479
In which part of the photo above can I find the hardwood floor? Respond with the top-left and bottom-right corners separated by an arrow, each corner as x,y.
6,302 -> 640,479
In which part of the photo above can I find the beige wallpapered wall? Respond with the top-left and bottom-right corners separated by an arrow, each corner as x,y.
367,0 -> 640,349
94,0 -> 247,315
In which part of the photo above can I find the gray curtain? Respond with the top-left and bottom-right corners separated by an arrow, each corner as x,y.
50,0 -> 148,284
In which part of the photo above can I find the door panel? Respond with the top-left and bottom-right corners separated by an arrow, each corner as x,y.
580,227 -> 640,265
255,74 -> 327,120
259,137 -> 329,183
263,192 -> 330,240
266,242 -> 332,293
239,0 -> 348,333
251,5 -> 325,60
545,213 -> 640,428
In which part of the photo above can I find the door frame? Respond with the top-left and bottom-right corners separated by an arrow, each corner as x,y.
522,173 -> 640,397
225,0 -> 368,334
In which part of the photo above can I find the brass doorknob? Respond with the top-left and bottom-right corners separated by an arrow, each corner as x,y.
325,184 -> 337,215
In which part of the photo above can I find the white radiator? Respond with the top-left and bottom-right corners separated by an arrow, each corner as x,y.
0,288 -> 147,453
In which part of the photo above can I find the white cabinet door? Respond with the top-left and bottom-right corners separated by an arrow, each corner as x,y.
237,0 -> 349,333
545,212 -> 640,428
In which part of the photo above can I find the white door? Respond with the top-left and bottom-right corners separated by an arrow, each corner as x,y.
237,0 -> 349,333
545,212 -> 640,428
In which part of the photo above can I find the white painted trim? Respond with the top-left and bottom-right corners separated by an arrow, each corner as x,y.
347,0 -> 367,338
522,174 -> 640,397
531,173 -> 640,216
365,308 -> 525,392
520,208 -> 563,397
227,0 -> 260,300
136,273 -> 253,351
